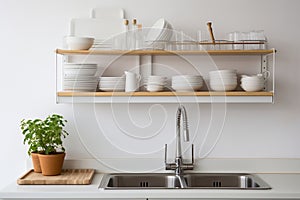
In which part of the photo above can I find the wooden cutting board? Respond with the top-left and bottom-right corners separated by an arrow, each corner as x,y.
17,169 -> 95,185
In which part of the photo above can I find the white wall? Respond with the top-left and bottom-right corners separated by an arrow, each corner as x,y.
1,0 -> 300,189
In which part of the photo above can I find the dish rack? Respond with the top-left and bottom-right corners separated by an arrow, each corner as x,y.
148,40 -> 267,51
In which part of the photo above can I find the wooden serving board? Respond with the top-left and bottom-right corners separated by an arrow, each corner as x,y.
17,169 -> 95,185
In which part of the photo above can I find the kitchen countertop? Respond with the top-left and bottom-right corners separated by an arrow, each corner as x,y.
1,173 -> 300,199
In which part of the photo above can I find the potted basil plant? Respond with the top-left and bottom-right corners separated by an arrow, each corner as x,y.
21,114 -> 69,175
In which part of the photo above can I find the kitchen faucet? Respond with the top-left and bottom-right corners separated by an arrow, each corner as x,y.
165,105 -> 194,177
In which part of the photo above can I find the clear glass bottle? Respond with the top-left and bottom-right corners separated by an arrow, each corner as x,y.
123,19 -> 129,50
130,18 -> 137,50
135,24 -> 144,50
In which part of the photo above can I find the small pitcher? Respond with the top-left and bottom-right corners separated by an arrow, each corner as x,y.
125,71 -> 141,92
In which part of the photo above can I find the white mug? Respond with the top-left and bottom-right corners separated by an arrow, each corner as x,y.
257,71 -> 270,79
125,71 -> 141,92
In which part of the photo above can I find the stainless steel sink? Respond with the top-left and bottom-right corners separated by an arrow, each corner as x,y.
99,173 -> 271,190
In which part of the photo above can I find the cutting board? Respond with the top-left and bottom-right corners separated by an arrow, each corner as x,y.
17,169 -> 95,185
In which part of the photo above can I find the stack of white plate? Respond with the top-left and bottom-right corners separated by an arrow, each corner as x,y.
171,75 -> 203,92
146,18 -> 173,48
144,76 -> 167,92
209,69 -> 237,91
98,77 -> 125,92
63,63 -> 98,91
240,74 -> 265,92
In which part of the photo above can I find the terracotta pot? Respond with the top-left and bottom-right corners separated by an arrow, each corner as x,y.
31,152 -> 41,173
39,152 -> 65,176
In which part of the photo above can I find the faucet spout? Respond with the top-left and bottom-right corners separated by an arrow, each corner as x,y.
165,105 -> 194,176
176,105 -> 189,158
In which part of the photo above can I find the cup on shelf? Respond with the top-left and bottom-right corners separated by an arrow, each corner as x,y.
125,71 -> 141,92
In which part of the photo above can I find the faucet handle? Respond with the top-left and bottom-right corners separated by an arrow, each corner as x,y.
164,144 -> 169,165
165,144 -> 168,164
164,144 -> 175,170
191,144 -> 194,165
181,144 -> 194,171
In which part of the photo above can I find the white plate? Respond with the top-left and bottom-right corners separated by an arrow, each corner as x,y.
64,63 -> 97,69
99,77 -> 125,81
146,18 -> 170,42
99,88 -> 125,92
64,76 -> 98,80
64,68 -> 97,76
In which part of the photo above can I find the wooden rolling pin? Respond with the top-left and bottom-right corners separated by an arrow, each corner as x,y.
207,22 -> 215,44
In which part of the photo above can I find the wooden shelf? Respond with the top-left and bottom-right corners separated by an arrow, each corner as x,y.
56,91 -> 274,104
56,49 -> 275,56
58,91 -> 273,97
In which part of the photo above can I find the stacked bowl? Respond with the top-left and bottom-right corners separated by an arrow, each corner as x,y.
240,74 -> 265,92
65,36 -> 94,50
63,63 -> 98,91
172,75 -> 203,92
98,77 -> 125,92
209,70 -> 237,91
144,76 -> 167,92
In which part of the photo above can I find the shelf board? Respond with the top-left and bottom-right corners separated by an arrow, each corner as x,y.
57,91 -> 274,104
56,49 -> 275,56
58,91 -> 273,97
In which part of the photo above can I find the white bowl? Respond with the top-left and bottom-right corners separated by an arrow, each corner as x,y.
209,74 -> 237,78
172,82 -> 203,87
209,83 -> 237,91
147,76 -> 167,81
209,69 -> 237,74
210,79 -> 237,84
241,82 -> 264,86
241,78 -> 264,83
172,80 -> 203,84
65,36 -> 94,50
146,76 -> 167,85
146,84 -> 164,92
146,81 -> 166,86
172,85 -> 203,91
241,84 -> 264,92
172,75 -> 203,81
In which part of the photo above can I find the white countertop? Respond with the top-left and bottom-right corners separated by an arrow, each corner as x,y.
1,173 -> 300,199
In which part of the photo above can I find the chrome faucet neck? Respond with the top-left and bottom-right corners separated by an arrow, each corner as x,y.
176,105 -> 189,159
165,105 -> 194,176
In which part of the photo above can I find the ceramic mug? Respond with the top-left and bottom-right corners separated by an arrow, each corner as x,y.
125,71 -> 141,92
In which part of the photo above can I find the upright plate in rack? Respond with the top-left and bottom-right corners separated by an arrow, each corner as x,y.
146,18 -> 167,42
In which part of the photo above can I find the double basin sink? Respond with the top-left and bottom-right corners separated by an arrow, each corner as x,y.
99,173 -> 271,190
